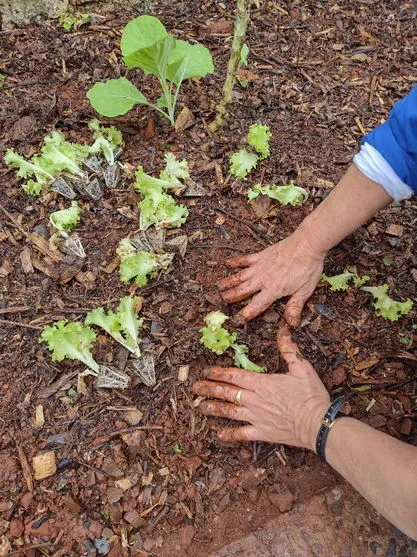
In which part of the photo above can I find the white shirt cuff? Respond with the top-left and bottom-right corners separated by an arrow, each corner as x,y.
353,142 -> 413,202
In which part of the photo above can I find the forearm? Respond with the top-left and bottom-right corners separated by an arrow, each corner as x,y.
298,164 -> 393,255
325,417 -> 417,540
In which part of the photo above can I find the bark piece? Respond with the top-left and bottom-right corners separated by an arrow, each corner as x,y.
33,451 -> 56,480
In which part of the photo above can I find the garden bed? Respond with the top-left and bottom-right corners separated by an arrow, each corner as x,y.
0,1 -> 416,555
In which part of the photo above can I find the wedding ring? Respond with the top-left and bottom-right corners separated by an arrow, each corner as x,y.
234,389 -> 243,406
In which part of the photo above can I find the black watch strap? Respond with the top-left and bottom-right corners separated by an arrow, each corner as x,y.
315,396 -> 347,464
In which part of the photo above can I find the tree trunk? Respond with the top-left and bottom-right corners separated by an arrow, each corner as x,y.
208,0 -> 251,134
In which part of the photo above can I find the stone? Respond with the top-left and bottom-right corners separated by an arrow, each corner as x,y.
237,468 -> 267,490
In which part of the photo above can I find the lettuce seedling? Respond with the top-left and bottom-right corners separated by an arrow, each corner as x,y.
135,165 -> 188,230
321,270 -> 370,291
361,284 -> 413,321
199,311 -> 237,355
231,343 -> 266,373
229,150 -> 258,179
85,296 -> 143,356
116,237 -> 174,286
88,119 -> 123,166
248,182 -> 309,206
87,15 -> 214,125
40,320 -> 99,374
49,201 -> 82,237
4,150 -> 54,196
247,124 -> 271,159
59,11 -> 91,31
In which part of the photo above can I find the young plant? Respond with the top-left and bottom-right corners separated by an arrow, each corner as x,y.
40,320 -> 99,374
231,343 -> 266,373
321,270 -> 370,291
88,119 -> 123,165
361,284 -> 413,321
199,311 -> 237,355
86,15 -> 214,126
116,238 -> 174,286
248,182 -> 309,206
229,150 -> 258,179
135,162 -> 189,230
85,296 -> 143,356
49,201 -> 82,237
247,123 -> 272,159
59,12 -> 91,32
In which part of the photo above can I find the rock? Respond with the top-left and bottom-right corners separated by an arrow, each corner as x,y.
94,538 -> 110,555
9,518 -> 24,537
208,468 -> 226,492
107,488 -> 124,504
237,468 -> 267,490
179,525 -> 195,550
269,485 -> 294,512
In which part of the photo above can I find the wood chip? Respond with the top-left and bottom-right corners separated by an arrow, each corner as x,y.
16,444 -> 34,492
175,106 -> 195,132
34,404 -> 45,428
178,365 -> 189,382
385,224 -> 404,237
33,451 -> 57,480
355,357 -> 380,371
20,247 -> 34,273
115,477 -> 133,491
124,409 -> 143,426
0,259 -> 13,277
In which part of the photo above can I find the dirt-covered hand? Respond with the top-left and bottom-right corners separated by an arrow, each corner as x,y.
218,229 -> 325,327
193,326 -> 330,450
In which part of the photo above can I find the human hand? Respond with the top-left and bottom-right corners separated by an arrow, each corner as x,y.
218,228 -> 326,327
193,326 -> 330,451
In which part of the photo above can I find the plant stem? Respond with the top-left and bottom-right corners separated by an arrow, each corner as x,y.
209,0 -> 252,133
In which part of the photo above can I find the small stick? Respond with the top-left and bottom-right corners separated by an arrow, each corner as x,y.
213,206 -> 269,246
0,306 -> 31,315
16,444 -> 34,492
0,317 -> 43,330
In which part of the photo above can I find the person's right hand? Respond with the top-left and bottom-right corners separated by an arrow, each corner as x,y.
218,228 -> 326,327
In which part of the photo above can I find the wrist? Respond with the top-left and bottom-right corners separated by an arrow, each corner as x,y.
298,398 -> 330,452
294,216 -> 329,261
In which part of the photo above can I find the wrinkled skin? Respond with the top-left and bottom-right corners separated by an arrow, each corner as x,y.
218,231 -> 325,327
193,326 -> 330,450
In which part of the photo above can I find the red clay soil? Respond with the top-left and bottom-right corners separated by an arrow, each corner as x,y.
0,1 -> 416,555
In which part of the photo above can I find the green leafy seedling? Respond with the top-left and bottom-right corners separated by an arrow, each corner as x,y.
247,123 -> 272,159
59,12 -> 91,32
50,201 -> 82,237
87,15 -> 214,125
229,150 -> 258,179
231,343 -> 266,373
248,182 -> 309,206
361,284 -> 413,321
199,311 -> 237,355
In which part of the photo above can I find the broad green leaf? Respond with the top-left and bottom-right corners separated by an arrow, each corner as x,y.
229,150 -> 258,179
123,35 -> 175,76
120,15 -> 167,58
232,343 -> 266,373
248,182 -> 308,205
320,272 -> 354,291
199,326 -> 237,355
247,123 -> 271,159
87,77 -> 148,118
167,40 -> 214,83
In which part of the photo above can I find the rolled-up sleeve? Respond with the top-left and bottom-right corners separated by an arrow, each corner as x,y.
353,86 -> 417,201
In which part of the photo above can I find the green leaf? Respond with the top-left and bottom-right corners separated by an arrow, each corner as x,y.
232,343 -> 266,373
361,284 -> 413,321
124,34 -> 175,76
87,77 -> 148,118
321,272 -> 354,291
354,385 -> 372,392
40,320 -> 99,374
117,239 -> 174,286
248,182 -> 309,205
382,256 -> 393,267
162,152 -> 189,182
50,201 -> 82,234
4,149 -> 54,182
117,296 -> 143,356
353,274 -> 370,288
199,311 -> 237,355
120,15 -> 168,59
88,119 -> 123,165
229,150 -> 258,179
166,40 -> 214,83
203,311 -> 229,330
41,131 -> 88,176
247,123 -> 271,159
0,73 -> 5,88
240,43 -> 250,65
59,12 -> 91,32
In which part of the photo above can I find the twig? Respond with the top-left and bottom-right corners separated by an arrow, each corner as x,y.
0,317 -> 43,330
15,443 -> 34,492
0,306 -> 31,315
212,206 -> 270,246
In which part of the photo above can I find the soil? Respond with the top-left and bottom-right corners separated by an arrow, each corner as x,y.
0,1 -> 416,556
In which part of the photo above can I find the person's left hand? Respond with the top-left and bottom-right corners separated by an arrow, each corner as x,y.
192,326 -> 330,451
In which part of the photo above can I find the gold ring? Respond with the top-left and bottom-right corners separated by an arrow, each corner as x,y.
234,389 -> 243,406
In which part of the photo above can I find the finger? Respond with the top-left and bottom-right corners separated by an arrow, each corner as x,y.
233,289 -> 277,324
204,367 -> 260,391
277,326 -> 304,366
199,400 -> 253,422
284,294 -> 308,328
218,425 -> 258,442
226,253 -> 258,269
217,268 -> 254,291
193,380 -> 245,403
221,279 -> 259,303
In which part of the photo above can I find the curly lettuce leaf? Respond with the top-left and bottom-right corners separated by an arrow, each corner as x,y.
161,152 -> 189,181
40,131 -> 89,176
203,310 -> 229,330
49,201 -> 82,234
361,284 -> 413,321
199,326 -> 237,355
59,11 -> 91,32
248,182 -> 308,205
118,239 -> 174,286
116,237 -> 137,259
320,272 -> 355,292
231,343 -> 266,373
229,150 -> 258,179
247,123 -> 271,159
88,119 -> 123,165
40,320 -> 99,374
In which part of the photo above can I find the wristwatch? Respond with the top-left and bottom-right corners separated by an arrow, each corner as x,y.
315,396 -> 347,464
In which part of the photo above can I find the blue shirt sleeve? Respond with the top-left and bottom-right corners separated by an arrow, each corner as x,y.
363,86 -> 417,192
